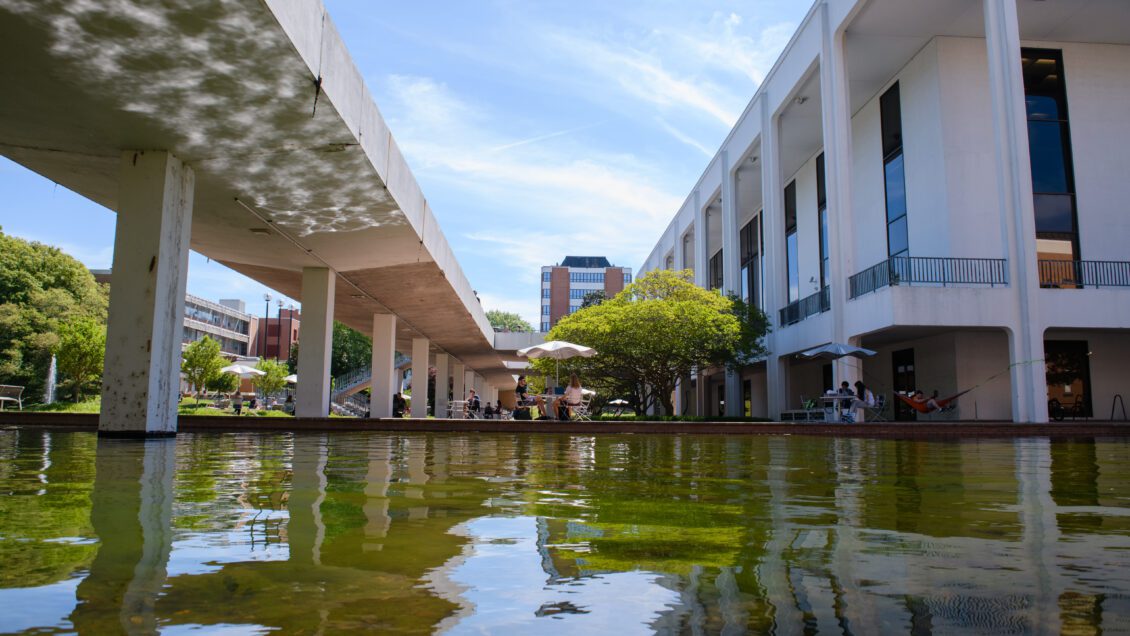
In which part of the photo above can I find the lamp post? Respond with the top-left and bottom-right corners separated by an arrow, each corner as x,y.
286,303 -> 295,367
261,293 -> 271,359
275,299 -> 284,361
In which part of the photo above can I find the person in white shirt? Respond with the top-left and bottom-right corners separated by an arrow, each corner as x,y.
553,374 -> 584,420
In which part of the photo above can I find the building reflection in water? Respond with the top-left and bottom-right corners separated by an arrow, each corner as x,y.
1,431 -> 1130,633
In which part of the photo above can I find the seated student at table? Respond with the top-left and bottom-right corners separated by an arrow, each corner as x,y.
835,381 -> 856,410
553,374 -> 585,420
392,392 -> 407,418
515,375 -> 548,418
466,389 -> 481,415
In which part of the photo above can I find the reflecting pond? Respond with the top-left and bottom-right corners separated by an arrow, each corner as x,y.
2,430 -> 1129,634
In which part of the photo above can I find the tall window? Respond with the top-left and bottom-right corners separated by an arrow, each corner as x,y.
880,83 -> 909,257
1022,49 -> 1080,283
709,250 -> 724,290
740,215 -> 760,308
542,271 -> 551,282
785,180 -> 799,302
541,288 -> 550,299
816,153 -> 829,288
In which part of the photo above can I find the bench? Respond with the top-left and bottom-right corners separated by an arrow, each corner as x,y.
0,385 -> 25,410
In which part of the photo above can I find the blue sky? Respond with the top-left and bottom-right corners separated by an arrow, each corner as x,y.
0,0 -> 805,328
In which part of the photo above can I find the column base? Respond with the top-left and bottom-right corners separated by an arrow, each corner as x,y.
97,430 -> 178,439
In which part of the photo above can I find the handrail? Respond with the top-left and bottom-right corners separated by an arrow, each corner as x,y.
331,366 -> 371,399
779,286 -> 830,326
1039,260 -> 1130,289
849,256 -> 1008,299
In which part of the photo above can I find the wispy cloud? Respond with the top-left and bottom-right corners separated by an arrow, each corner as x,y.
488,122 -> 604,154
654,117 -> 714,158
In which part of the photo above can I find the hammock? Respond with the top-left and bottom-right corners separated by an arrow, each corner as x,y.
894,388 -> 974,414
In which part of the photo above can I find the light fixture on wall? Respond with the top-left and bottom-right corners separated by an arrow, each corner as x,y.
795,96 -> 808,105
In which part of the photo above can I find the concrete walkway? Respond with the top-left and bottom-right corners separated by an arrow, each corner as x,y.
3,412 -> 1128,439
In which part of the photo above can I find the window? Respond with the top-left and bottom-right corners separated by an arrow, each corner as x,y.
541,288 -> 550,299
817,153 -> 829,289
623,273 -> 632,284
540,322 -> 550,332
569,272 -> 605,283
880,84 -> 909,258
569,304 -> 581,314
740,214 -> 761,309
785,181 -> 799,302
708,250 -> 724,290
1023,49 -> 1080,284
569,289 -> 588,299
542,271 -> 551,282
541,305 -> 550,315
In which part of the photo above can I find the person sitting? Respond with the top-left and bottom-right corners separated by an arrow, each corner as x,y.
284,394 -> 295,415
467,389 -> 481,416
836,381 -> 855,410
495,400 -> 503,418
553,374 -> 584,420
515,375 -> 548,418
911,390 -> 943,412
248,396 -> 258,410
848,381 -> 876,422
392,392 -> 407,418
483,403 -> 495,419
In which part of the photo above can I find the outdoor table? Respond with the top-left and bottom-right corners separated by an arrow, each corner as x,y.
448,400 -> 468,418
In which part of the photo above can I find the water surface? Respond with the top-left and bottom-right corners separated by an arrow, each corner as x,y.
1,430 -> 1128,634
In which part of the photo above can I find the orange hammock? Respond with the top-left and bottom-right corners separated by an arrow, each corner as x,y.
894,389 -> 973,414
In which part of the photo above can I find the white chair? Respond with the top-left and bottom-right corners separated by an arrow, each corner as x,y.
571,395 -> 593,421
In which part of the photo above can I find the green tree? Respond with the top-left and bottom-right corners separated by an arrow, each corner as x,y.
252,358 -> 288,397
54,317 -> 106,402
0,229 -> 108,398
580,290 -> 607,308
486,309 -> 533,333
181,337 -> 225,398
205,371 -> 240,394
535,269 -> 768,415
331,321 -> 371,377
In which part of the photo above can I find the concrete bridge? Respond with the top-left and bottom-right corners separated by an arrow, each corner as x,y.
0,0 -> 526,433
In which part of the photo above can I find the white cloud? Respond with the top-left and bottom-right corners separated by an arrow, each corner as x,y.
654,117 -> 714,158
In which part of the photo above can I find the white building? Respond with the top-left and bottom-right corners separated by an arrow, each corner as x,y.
639,0 -> 1130,423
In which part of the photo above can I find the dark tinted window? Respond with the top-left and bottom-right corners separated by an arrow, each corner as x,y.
784,181 -> 797,232
880,84 -> 903,159
816,153 -> 826,210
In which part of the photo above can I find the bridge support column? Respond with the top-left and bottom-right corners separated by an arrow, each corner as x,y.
433,353 -> 450,419
296,267 -> 334,418
99,151 -> 193,436
370,314 -> 397,418
452,361 -> 466,419
411,338 -> 430,418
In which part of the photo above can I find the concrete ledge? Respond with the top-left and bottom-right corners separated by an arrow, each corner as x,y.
2,412 -> 1130,438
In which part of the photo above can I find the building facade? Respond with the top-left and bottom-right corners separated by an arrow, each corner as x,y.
540,256 -> 632,332
183,295 -> 255,356
639,0 -> 1130,423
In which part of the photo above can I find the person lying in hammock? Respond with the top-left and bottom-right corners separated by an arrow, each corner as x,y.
911,390 -> 942,412
903,389 -> 962,414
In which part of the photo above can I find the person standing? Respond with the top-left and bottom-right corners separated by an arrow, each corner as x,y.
232,392 -> 243,416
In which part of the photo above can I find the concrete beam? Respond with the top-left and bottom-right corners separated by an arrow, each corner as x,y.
370,314 -> 396,418
296,267 -> 334,418
99,151 -> 193,436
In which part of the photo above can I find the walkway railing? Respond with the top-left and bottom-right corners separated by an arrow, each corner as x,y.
1039,260 -> 1130,289
779,286 -> 830,326
849,256 -> 1008,299
331,366 -> 371,400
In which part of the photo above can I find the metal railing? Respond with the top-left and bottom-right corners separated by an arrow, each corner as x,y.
331,366 -> 371,399
848,256 -> 1008,299
779,286 -> 830,326
1039,260 -> 1130,288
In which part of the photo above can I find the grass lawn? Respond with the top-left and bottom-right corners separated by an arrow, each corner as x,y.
25,396 -> 306,418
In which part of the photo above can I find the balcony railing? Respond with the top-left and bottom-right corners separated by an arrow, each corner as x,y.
1039,260 -> 1130,288
780,286 -> 830,326
849,256 -> 1008,299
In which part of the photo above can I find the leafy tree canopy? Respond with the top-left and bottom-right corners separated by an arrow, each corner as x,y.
580,290 -> 606,309
486,309 -> 532,333
253,358 -> 288,396
331,321 -> 371,377
0,228 -> 108,399
181,336 -> 225,397
206,371 -> 240,394
54,317 -> 105,402
533,269 -> 768,415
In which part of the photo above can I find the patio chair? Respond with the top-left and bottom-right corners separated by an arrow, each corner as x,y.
864,394 -> 888,422
571,395 -> 593,421
0,385 -> 24,410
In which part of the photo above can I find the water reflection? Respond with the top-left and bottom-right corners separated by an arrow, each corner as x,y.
1,430 -> 1129,634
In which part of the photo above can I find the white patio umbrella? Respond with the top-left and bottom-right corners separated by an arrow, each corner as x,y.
220,364 -> 266,377
797,343 -> 877,360
284,374 -> 298,384
517,340 -> 597,386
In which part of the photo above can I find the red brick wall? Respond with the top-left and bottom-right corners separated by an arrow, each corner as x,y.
604,267 -> 624,298
549,267 -> 570,326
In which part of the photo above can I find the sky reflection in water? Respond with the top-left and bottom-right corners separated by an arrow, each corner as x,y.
1,430 -> 1130,634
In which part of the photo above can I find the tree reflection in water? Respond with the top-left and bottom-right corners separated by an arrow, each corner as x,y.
0,431 -> 1128,634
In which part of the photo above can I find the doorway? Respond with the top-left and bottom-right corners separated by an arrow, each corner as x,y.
892,348 -> 916,421
1045,340 -> 1092,417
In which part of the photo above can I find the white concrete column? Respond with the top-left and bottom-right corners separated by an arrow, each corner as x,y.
465,369 -> 476,405
984,0 -> 1047,423
674,378 -> 684,415
761,95 -> 787,419
820,4 -> 861,390
296,267 -> 335,418
100,151 -> 193,436
693,189 -> 708,288
721,151 -> 744,417
674,226 -> 687,271
433,353 -> 450,419
694,370 -> 707,417
411,337 -> 430,418
369,314 -> 396,418
451,361 -> 466,419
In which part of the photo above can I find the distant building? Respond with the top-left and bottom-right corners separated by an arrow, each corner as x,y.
540,256 -> 632,332
250,306 -> 300,361
183,295 -> 255,356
